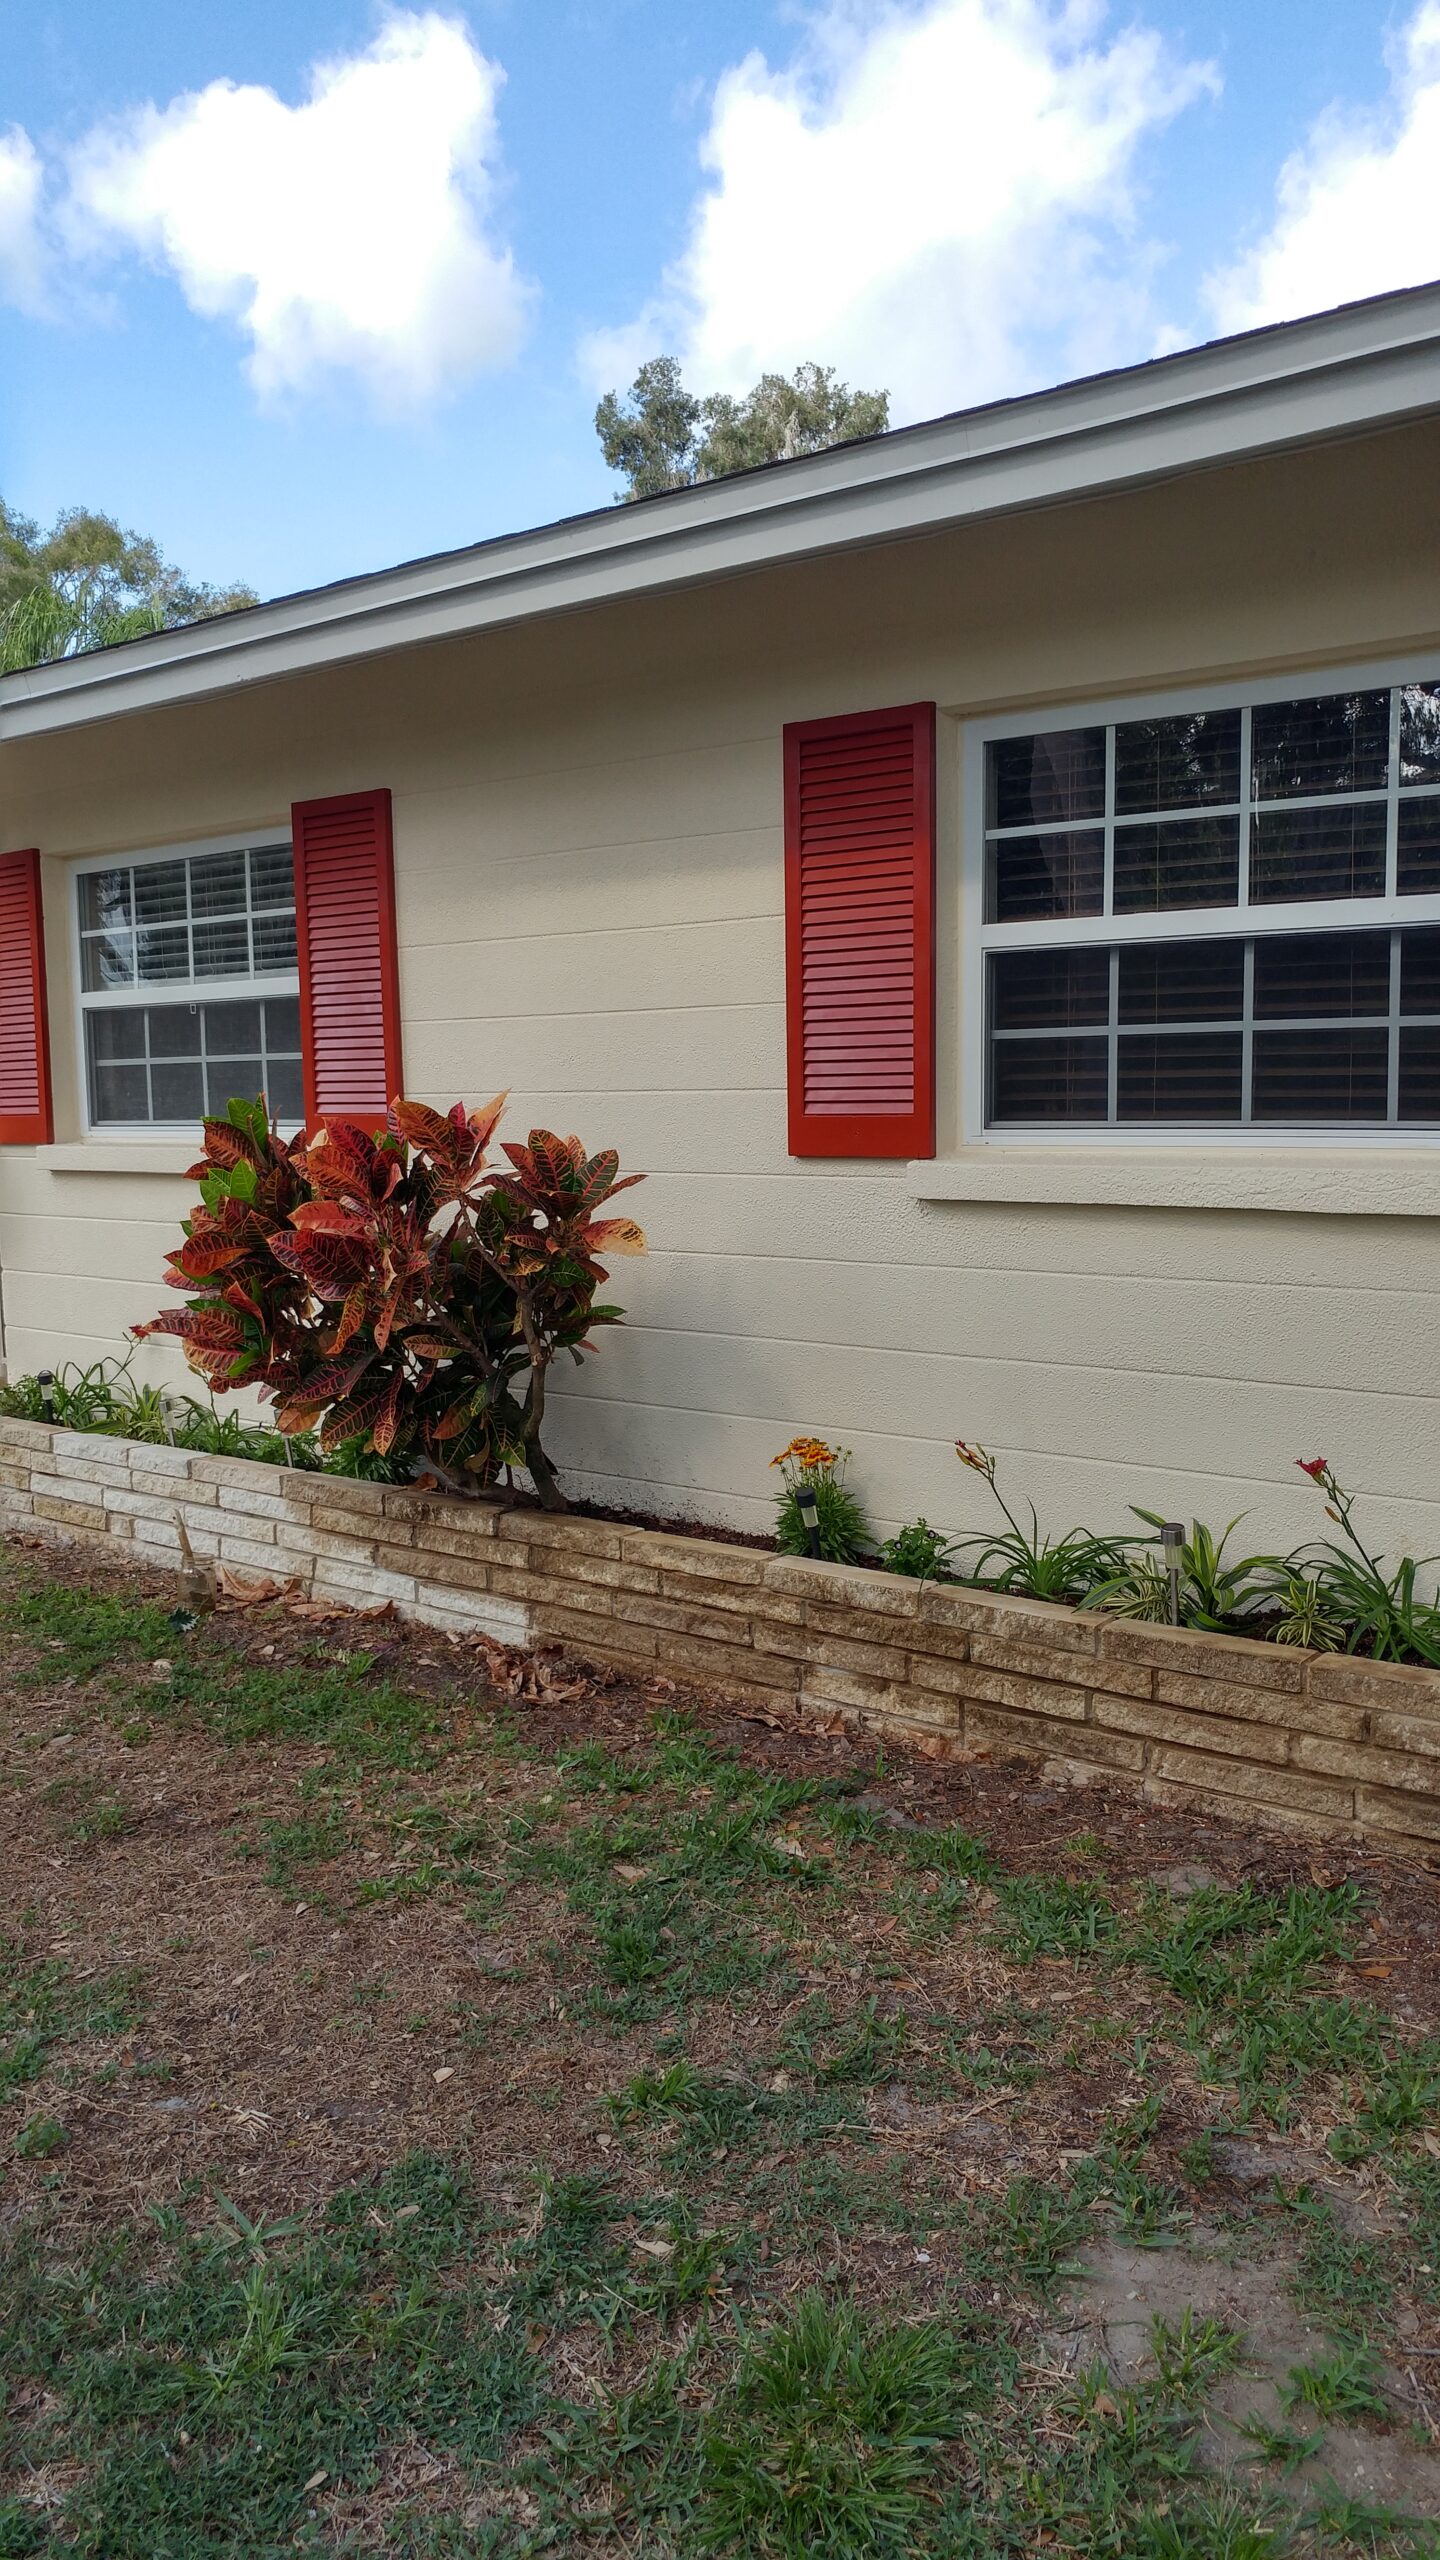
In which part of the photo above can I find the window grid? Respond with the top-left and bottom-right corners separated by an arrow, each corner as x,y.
76,839 -> 301,1133
85,999 -> 304,1129
983,693 -> 1440,923
986,933 -> 1440,1129
978,676 -> 1440,1138
79,843 -> 296,995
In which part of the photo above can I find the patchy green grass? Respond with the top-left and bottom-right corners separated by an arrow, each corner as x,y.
3,1543 -> 1440,2556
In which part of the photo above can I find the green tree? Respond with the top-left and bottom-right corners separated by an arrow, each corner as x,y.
595,357 -> 889,502
0,499 -> 256,674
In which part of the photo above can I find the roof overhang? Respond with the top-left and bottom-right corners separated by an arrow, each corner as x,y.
5,281 -> 1440,742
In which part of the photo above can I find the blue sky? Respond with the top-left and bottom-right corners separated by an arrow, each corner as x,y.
2,0 -> 1436,602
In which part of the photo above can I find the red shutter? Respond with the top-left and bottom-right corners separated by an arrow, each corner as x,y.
0,848 -> 53,1146
784,703 -> 936,1158
291,789 -> 403,1128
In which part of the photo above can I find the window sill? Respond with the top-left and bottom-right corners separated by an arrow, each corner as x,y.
907,1147 -> 1440,1217
36,1142 -> 201,1176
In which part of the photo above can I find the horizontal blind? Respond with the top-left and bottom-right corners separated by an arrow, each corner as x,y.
784,704 -> 935,1158
0,849 -> 53,1146
291,790 -> 403,1128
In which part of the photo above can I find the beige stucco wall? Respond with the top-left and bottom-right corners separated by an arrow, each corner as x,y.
3,418 -> 1440,1562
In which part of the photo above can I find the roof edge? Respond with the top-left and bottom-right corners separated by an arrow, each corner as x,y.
5,280 -> 1440,742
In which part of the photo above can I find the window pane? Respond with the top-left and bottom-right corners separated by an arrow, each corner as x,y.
1117,1032 -> 1243,1121
193,917 -> 252,977
206,1058 -> 264,1116
190,850 -> 248,917
1398,796 -> 1440,897
151,1061 -> 205,1122
1400,684 -> 1440,787
268,1057 -> 305,1124
132,860 -> 188,925
205,999 -> 262,1053
252,913 -> 299,972
991,1035 -> 1107,1121
88,1007 -> 147,1061
1113,816 -> 1239,913
79,869 -> 132,931
1253,930 -> 1390,1020
988,830 -> 1103,922
146,1004 -> 202,1059
989,729 -> 1105,829
1399,1027 -> 1440,1121
90,1058 -> 149,1123
264,996 -> 302,1051
81,931 -> 135,991
1252,690 -> 1389,799
990,948 -> 1109,1029
134,924 -> 191,983
1114,710 -> 1241,813
1249,802 -> 1387,903
1118,940 -> 1244,1023
249,844 -> 295,907
1400,927 -> 1440,1015
1252,1027 -> 1388,1120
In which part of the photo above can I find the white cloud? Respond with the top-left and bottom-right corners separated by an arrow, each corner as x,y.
64,10 -> 531,405
583,0 -> 1216,422
1209,3 -> 1440,334
0,125 -> 46,314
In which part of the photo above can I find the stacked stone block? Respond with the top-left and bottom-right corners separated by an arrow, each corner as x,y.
2,1414 -> 1437,1854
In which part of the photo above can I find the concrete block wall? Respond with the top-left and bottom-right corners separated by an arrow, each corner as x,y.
2,1414 -> 1438,1856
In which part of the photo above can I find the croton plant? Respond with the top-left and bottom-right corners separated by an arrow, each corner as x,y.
133,1095 -> 645,1508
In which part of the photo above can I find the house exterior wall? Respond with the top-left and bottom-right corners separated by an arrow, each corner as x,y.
3,417 -> 1440,1563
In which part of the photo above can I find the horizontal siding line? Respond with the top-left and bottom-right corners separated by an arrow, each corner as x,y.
421,822 -> 779,868
579,1328 -> 1440,1403
414,1000 -> 785,1026
2,1227 -> 1435,1304
395,733 -> 777,805
1,1240 -> 1436,1311
403,914 -> 782,957
397,1087 -> 785,1102
619,1245 -> 1440,1300
545,1393 -> 1440,1506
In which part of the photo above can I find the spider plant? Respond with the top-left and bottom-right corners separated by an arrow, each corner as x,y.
951,1441 -> 1128,1604
1086,1510 -> 1275,1633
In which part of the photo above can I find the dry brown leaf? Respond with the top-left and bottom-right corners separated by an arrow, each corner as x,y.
216,1564 -> 298,1607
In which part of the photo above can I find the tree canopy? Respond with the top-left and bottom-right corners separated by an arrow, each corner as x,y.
595,358 -> 890,502
0,500 -> 257,674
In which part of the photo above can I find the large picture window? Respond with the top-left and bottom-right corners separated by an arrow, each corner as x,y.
76,838 -> 303,1130
977,673 -> 1440,1135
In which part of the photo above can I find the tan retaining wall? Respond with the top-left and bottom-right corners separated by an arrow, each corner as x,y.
3,1413 -> 1439,1856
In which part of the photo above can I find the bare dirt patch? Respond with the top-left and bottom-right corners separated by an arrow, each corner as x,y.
3,1529 -> 1440,2556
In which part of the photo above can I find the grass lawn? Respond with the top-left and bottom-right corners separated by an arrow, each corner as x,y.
2,1536 -> 1440,2557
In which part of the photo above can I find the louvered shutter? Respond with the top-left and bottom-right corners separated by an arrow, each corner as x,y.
0,848 -> 53,1146
291,790 -> 403,1128
783,704 -> 936,1157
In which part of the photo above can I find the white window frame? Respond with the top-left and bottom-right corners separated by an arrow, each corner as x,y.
961,650 -> 1440,1149
72,830 -> 301,1140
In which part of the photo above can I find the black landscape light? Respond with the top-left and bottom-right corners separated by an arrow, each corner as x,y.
1161,1521 -> 1185,1626
796,1482 -> 822,1560
37,1370 -> 55,1424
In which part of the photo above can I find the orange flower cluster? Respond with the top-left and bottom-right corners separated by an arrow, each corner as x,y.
769,1435 -> 838,1473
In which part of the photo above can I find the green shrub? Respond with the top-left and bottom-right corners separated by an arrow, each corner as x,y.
877,1518 -> 953,1582
770,1437 -> 871,1565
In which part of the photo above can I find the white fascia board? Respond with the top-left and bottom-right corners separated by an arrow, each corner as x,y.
5,285 -> 1440,741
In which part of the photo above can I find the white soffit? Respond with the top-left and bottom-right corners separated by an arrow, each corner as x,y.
4,282 -> 1440,740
